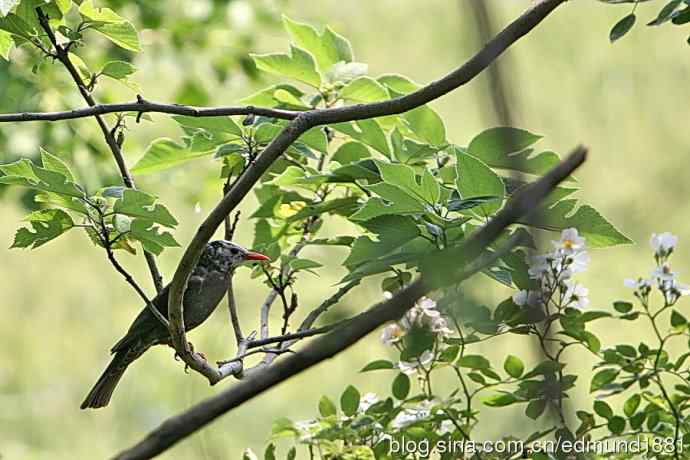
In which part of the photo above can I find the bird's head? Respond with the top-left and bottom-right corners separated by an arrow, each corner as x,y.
200,240 -> 270,274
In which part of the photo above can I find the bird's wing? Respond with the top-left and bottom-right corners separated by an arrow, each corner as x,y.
110,276 -> 204,353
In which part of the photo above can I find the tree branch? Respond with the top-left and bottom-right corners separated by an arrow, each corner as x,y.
0,100 -> 299,123
165,0 -> 568,382
113,143 -> 586,460
35,7 -> 164,293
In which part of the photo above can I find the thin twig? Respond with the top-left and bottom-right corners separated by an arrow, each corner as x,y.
35,7 -> 164,294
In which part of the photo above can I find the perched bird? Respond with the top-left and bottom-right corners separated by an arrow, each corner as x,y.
80,240 -> 269,409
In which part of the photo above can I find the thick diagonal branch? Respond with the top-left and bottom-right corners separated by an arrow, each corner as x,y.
166,0 -> 568,381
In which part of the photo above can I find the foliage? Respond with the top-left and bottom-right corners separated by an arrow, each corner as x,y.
599,0 -> 690,43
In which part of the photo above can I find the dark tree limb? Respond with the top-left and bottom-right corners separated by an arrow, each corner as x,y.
34,8 -> 165,294
113,142 -> 585,460
165,0 -> 568,382
0,100 -> 299,123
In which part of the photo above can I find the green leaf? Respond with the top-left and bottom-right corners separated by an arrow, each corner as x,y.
0,0 -> 19,17
648,0 -> 683,26
100,60 -> 136,80
332,120 -> 390,156
613,301 -> 633,313
483,393 -> 519,407
272,88 -> 310,109
11,209 -> 74,249
78,0 -> 124,23
251,45 -> 322,88
289,258 -> 322,271
593,400 -> 613,419
40,148 -> 75,182
128,219 -> 179,255
623,394 -> 641,417
455,150 -> 505,215
464,127 -> 568,179
0,30 -> 12,59
375,161 -> 439,204
404,105 -> 446,145
318,395 -> 337,417
671,310 -> 687,329
131,138 -> 213,175
93,21 -> 140,52
240,84 -> 305,108
332,142 -> 370,165
263,443 -> 276,460
282,16 -> 352,72
378,74 -> 419,94
392,373 -> 410,400
287,447 -> 296,460
504,355 -> 524,378
0,159 -> 84,197
526,199 -> 632,247
458,355 -> 491,370
340,385 -> 360,416
360,359 -> 395,372
299,127 -> 328,153
350,183 -> 425,221
608,416 -> 626,435
114,190 -> 178,227
610,14 -> 636,43
526,399 -> 547,420
341,76 -> 388,102
174,115 -> 243,138
591,368 -> 619,392
0,13 -> 34,40
270,417 -> 298,439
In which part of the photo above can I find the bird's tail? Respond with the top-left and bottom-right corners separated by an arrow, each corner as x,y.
81,348 -> 140,410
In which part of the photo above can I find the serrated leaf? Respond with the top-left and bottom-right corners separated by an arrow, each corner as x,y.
11,209 -> 74,249
455,150 -> 505,216
525,199 -> 632,247
375,161 -> 438,204
467,127 -> 546,175
350,183 -> 425,221
251,45 -> 321,88
128,219 -> 178,255
282,16 -> 351,72
0,159 -> 84,197
114,190 -> 178,227
93,20 -> 140,52
40,148 -> 75,182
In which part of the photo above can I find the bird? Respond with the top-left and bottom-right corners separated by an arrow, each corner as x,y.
80,240 -> 270,410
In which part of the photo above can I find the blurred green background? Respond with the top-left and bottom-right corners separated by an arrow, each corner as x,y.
1,0 -> 689,458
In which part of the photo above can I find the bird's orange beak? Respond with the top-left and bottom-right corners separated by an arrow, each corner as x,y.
244,251 -> 270,261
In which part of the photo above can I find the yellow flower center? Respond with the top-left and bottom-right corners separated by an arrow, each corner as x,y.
563,239 -> 573,249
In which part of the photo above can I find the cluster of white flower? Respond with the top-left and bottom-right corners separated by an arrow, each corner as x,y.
625,232 -> 690,305
512,228 -> 590,310
380,297 -> 453,347
390,400 -> 435,429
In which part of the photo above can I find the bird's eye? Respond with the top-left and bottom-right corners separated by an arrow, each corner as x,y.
230,248 -> 239,255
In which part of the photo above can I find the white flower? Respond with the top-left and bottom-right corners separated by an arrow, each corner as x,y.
624,277 -> 652,290
383,291 -> 394,300
381,324 -> 406,345
564,280 -> 589,309
562,251 -> 590,276
359,393 -> 379,412
438,420 -> 455,435
430,316 -> 454,338
512,290 -> 543,308
391,402 -> 433,429
652,263 -> 677,283
417,297 -> 442,319
553,228 -> 586,254
398,350 -> 434,375
650,232 -> 678,257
